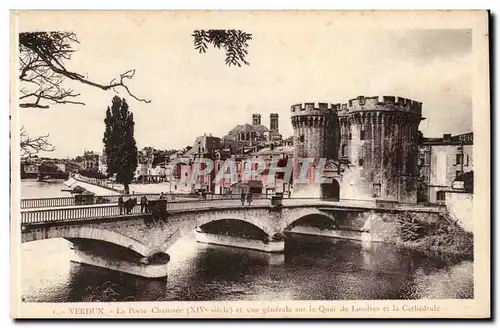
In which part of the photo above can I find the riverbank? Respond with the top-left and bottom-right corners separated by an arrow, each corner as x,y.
72,174 -> 179,195
64,177 -> 120,196
394,212 -> 473,257
396,230 -> 473,257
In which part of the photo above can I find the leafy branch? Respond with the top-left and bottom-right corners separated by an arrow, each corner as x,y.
192,29 -> 252,67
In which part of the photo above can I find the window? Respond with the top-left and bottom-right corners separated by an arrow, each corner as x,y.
423,153 -> 430,165
348,132 -> 352,140
465,154 -> 469,166
341,144 -> 347,157
405,156 -> 414,174
185,172 -> 188,177
358,158 -> 364,167
436,191 -> 446,201
360,126 -> 365,140
456,154 -> 463,165
456,170 -> 462,179
299,135 -> 305,143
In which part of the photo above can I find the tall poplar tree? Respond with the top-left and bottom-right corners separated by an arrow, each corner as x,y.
103,96 -> 138,194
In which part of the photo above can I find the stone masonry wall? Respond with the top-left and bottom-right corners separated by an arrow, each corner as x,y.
445,192 -> 473,232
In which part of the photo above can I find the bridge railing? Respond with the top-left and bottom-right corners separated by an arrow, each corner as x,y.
19,196 -> 444,225
20,194 -> 369,210
20,192 -> 273,209
21,197 -> 76,209
21,204 -> 142,224
21,197 -> 282,224
165,198 -> 271,211
21,193 -> 168,209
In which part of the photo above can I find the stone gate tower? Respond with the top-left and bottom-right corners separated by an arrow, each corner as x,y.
338,96 -> 423,204
290,103 -> 341,196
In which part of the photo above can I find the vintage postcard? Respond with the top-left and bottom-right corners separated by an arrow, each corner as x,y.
10,10 -> 490,319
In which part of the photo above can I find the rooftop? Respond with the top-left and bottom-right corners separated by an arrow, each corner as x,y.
421,132 -> 473,146
227,123 -> 269,135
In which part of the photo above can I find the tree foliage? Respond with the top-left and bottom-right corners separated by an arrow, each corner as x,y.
192,29 -> 252,67
103,96 -> 138,194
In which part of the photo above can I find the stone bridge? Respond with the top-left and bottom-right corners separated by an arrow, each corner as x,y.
20,198 -> 443,278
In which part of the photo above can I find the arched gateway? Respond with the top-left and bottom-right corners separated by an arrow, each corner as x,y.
320,178 -> 340,201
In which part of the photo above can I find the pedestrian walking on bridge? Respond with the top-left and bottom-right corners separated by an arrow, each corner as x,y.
118,195 -> 124,215
140,195 -> 148,213
240,191 -> 246,206
247,192 -> 253,206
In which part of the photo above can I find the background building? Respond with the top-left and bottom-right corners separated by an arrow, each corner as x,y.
82,150 -> 100,172
419,132 -> 473,203
98,151 -> 107,176
184,134 -> 222,157
223,113 -> 282,149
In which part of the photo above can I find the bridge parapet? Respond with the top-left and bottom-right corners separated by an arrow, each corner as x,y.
20,198 -> 275,225
20,197 -> 443,225
21,192 -> 273,209
21,193 -> 163,209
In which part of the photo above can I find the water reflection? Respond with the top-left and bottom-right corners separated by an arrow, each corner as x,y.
21,232 -> 473,302
21,179 -> 69,199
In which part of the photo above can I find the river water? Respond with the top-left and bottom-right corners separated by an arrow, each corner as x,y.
20,180 -> 474,302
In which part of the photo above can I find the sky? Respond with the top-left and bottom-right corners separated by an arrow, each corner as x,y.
15,11 -> 473,158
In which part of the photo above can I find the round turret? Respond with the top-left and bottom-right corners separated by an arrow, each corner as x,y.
290,103 -> 341,160
338,95 -> 423,203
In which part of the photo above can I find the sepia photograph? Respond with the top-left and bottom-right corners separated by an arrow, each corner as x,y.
10,10 -> 490,318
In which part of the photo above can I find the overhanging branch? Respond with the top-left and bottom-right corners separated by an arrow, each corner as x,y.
19,31 -> 151,109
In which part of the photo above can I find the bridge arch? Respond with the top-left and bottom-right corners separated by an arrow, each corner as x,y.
197,214 -> 275,236
199,218 -> 270,238
281,207 -> 338,232
284,213 -> 338,231
147,210 -> 278,256
21,226 -> 150,257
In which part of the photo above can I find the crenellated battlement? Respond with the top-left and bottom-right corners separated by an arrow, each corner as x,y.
291,96 -> 422,118
290,102 -> 339,116
339,95 -> 423,116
